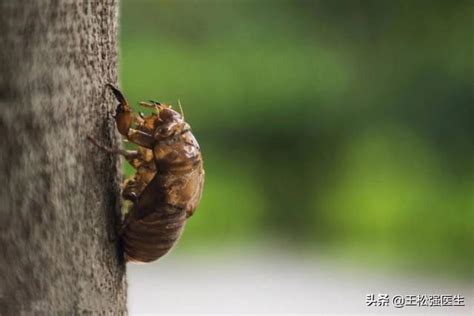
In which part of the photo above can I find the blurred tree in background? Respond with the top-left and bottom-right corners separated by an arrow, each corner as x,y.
120,0 -> 473,278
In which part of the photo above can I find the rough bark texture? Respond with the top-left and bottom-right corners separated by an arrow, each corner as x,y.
0,1 -> 127,314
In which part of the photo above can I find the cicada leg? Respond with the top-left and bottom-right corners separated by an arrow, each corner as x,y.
88,135 -> 153,239
107,84 -> 156,149
125,128 -> 155,149
87,136 -> 139,161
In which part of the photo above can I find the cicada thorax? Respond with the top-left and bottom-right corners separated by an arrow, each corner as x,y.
120,106 -> 204,263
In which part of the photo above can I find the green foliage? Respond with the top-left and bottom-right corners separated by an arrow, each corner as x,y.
120,0 -> 474,277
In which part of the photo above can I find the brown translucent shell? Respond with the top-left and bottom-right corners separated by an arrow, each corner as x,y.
106,86 -> 204,263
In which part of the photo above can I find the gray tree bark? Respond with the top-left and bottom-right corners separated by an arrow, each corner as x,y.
0,1 -> 127,314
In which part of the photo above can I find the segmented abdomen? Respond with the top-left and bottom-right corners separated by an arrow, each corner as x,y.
122,205 -> 187,263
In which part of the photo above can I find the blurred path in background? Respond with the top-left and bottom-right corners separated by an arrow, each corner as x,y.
128,251 -> 473,315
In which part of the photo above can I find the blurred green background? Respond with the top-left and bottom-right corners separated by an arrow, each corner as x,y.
120,0 -> 473,278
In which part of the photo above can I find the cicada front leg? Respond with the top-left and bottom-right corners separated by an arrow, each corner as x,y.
107,84 -> 156,149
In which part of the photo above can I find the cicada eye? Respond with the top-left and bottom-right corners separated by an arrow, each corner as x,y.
154,126 -> 171,139
159,127 -> 168,135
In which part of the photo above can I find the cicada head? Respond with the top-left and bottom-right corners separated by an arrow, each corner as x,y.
152,105 -> 188,141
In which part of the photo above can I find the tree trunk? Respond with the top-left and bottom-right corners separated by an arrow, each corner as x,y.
0,1 -> 127,314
